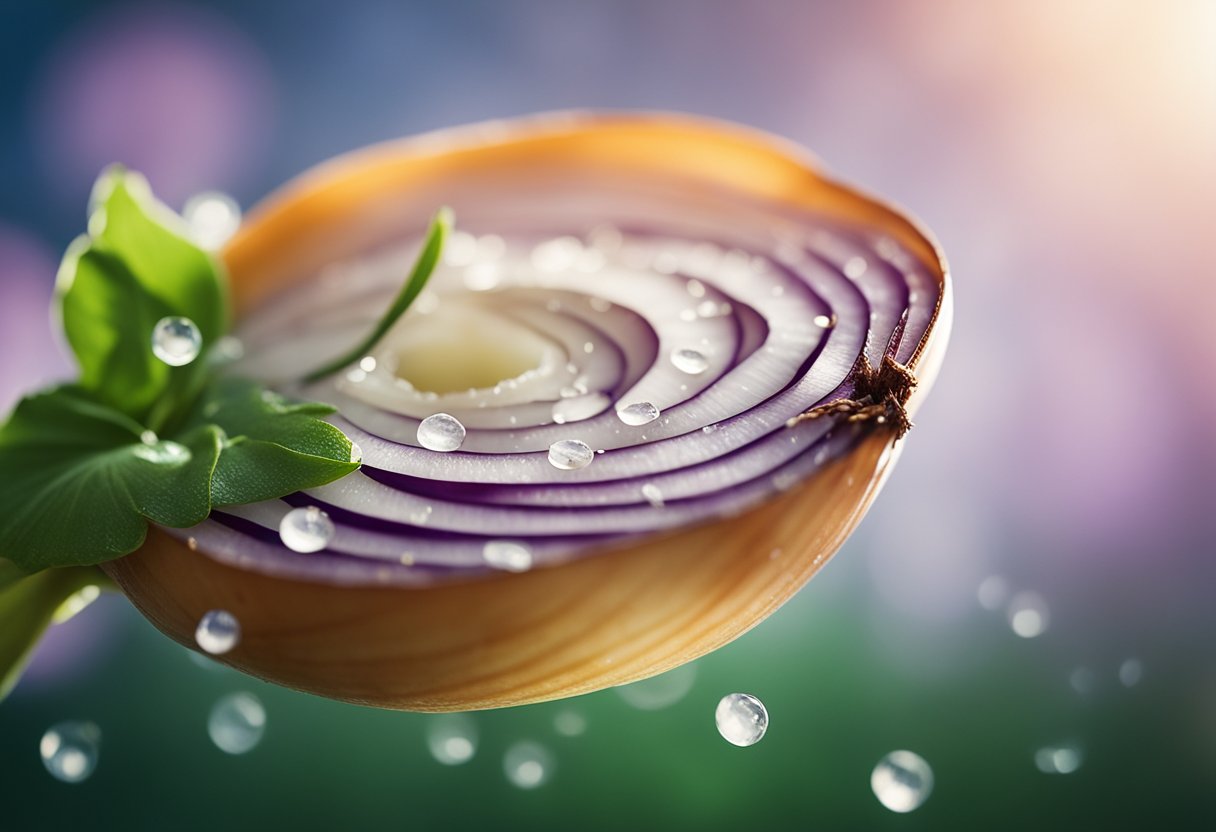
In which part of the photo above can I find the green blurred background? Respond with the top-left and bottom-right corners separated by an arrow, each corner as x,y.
1,1 -> 1214,829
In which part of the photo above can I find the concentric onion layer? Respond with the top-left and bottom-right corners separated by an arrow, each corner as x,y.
182,183 -> 940,586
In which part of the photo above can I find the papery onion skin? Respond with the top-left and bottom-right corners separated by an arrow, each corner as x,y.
103,112 -> 952,711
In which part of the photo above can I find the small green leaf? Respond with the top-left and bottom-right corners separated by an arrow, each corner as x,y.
0,387 -> 222,573
89,167 -> 227,342
303,207 -> 450,382
191,378 -> 359,506
58,244 -> 174,416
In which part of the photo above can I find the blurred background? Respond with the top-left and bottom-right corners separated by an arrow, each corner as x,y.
1,1 -> 1214,828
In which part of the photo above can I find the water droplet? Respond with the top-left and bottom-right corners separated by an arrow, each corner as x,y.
552,393 -> 610,425
151,316 -> 202,367
1119,658 -> 1143,687
844,256 -> 868,279
278,506 -> 334,553
977,575 -> 1009,611
358,355 -> 377,373
616,402 -> 660,426
183,191 -> 241,250
671,348 -> 709,375
140,430 -> 158,446
417,413 -> 466,452
548,439 -> 594,470
812,314 -> 834,329
503,741 -> 553,789
618,664 -> 697,710
686,278 -> 706,297
208,692 -> 266,755
553,710 -> 586,737
349,442 -> 362,465
1035,745 -> 1082,774
641,483 -> 664,507
871,750 -> 934,812
715,692 -> 768,747
40,721 -> 101,783
1007,591 -> 1050,638
426,714 -> 478,765
195,609 -> 240,655
483,540 -> 533,572
702,424 -> 719,434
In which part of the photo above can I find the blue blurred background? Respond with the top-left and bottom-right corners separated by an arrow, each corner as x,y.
1,1 -> 1214,828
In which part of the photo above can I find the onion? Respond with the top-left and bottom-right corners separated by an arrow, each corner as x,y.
103,113 -> 951,711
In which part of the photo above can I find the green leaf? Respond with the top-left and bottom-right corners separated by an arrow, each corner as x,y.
58,243 -> 174,416
191,378 -> 359,505
0,565 -> 107,700
89,167 -> 228,342
303,207 -> 450,382
0,387 -> 222,573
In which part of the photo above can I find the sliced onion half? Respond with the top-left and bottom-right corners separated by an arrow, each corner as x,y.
104,113 -> 952,711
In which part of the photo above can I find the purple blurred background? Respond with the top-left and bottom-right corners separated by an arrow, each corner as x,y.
1,1 -> 1213,826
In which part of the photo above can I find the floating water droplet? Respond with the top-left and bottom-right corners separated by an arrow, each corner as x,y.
553,709 -> 586,737
671,348 -> 709,375
618,664 -> 697,711
183,191 -> 241,250
552,393 -> 610,425
483,540 -> 533,572
641,483 -> 664,507
151,316 -> 202,366
871,750 -> 934,812
195,609 -> 240,655
1035,745 -> 1082,774
715,692 -> 768,747
548,439 -> 594,470
208,692 -> 266,755
977,575 -> 1009,611
503,741 -> 553,789
40,721 -> 101,784
417,413 -> 466,452
426,714 -> 478,765
616,402 -> 660,426
279,506 -> 334,553
1119,658 -> 1143,687
1007,591 -> 1050,638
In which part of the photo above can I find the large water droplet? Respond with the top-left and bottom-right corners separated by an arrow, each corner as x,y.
1007,591 -> 1050,638
715,692 -> 768,747
183,191 -> 242,250
426,714 -> 478,765
616,401 -> 660,426
548,439 -> 594,470
208,692 -> 266,754
151,316 -> 202,367
640,483 -> 665,507
195,609 -> 240,655
503,741 -> 553,789
40,721 -> 101,783
417,413 -> 466,452
618,664 -> 697,711
871,750 -> 934,812
670,348 -> 709,375
279,506 -> 334,553
483,540 -> 533,572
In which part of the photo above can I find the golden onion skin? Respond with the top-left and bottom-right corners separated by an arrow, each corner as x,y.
102,113 -> 952,711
